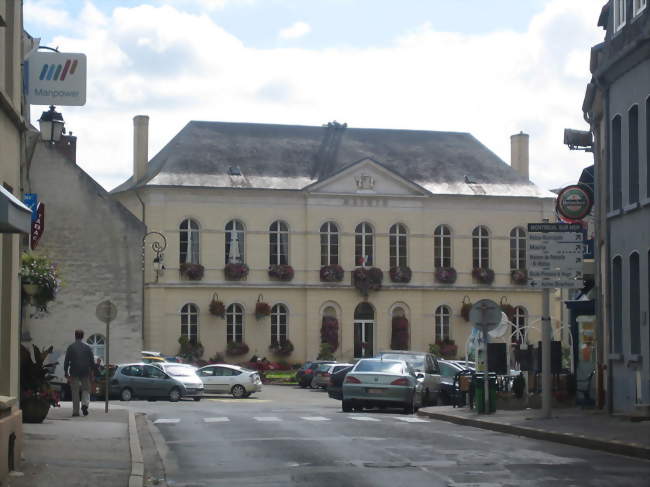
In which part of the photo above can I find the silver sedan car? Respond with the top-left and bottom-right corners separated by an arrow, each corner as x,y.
196,364 -> 262,398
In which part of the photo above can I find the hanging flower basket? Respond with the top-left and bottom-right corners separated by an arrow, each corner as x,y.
389,266 -> 412,283
321,316 -> 339,352
390,316 -> 410,350
500,296 -> 515,322
268,264 -> 294,281
352,267 -> 383,296
255,295 -> 271,319
460,295 -> 472,322
434,267 -> 457,284
472,267 -> 495,285
209,293 -> 225,318
179,263 -> 204,281
20,253 -> 61,311
226,341 -> 250,356
511,269 -> 528,285
320,264 -> 344,282
269,339 -> 294,357
436,338 -> 458,359
224,263 -> 249,280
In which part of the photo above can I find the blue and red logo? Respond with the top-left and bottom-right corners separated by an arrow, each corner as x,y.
38,58 -> 79,81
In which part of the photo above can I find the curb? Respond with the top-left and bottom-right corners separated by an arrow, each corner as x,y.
417,410 -> 650,460
128,409 -> 144,487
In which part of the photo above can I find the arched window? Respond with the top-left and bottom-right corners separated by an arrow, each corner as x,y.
353,303 -> 374,358
355,222 -> 374,266
181,303 -> 199,344
629,105 -> 639,204
512,306 -> 527,344
472,226 -> 490,269
389,223 -> 408,268
646,97 -> 650,198
225,220 -> 245,264
434,305 -> 451,342
320,222 -> 339,266
434,225 -> 452,268
629,252 -> 640,354
179,218 -> 200,264
510,227 -> 526,271
271,304 -> 288,345
86,334 -> 105,361
611,256 -> 623,353
269,220 -> 289,265
226,304 -> 243,344
611,115 -> 622,210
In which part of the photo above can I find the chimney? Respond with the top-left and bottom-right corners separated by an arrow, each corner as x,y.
133,115 -> 149,181
510,131 -> 529,180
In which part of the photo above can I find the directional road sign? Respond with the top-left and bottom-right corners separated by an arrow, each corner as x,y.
527,223 -> 583,289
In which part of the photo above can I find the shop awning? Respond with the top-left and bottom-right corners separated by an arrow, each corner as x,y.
0,185 -> 31,234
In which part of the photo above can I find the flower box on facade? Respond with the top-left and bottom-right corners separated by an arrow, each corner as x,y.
434,267 -> 457,284
179,263 -> 205,281
389,266 -> 412,283
436,338 -> 458,359
352,267 -> 383,296
224,263 -> 249,280
511,269 -> 528,285
269,339 -> 294,357
226,341 -> 250,356
320,264 -> 344,283
472,267 -> 495,285
268,264 -> 294,281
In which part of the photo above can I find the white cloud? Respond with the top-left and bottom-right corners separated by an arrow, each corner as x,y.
278,21 -> 312,40
24,1 -> 70,29
26,0 -> 604,193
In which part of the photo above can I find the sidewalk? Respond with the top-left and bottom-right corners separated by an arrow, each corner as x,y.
418,405 -> 650,460
6,402 -> 142,487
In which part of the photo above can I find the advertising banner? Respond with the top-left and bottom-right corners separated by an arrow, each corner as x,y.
25,52 -> 87,106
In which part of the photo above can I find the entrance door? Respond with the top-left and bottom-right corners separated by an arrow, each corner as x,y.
354,321 -> 374,358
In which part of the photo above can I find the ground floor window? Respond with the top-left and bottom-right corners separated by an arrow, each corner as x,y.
181,303 -> 199,344
86,334 -> 105,361
271,304 -> 288,344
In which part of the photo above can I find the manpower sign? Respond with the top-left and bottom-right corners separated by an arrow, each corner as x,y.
25,52 -> 87,106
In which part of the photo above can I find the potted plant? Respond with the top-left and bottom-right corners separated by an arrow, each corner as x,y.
20,253 -> 61,311
224,263 -> 249,280
389,266 -> 412,283
511,269 -> 527,285
352,267 -> 383,296
320,264 -> 344,283
209,293 -> 225,318
460,295 -> 472,322
179,262 -> 204,281
436,338 -> 458,359
20,344 -> 59,423
178,335 -> 204,363
435,267 -> 457,284
472,267 -> 495,285
500,296 -> 515,321
268,264 -> 294,281
255,295 -> 271,319
269,339 -> 294,357
226,341 -> 250,356
320,316 -> 339,352
390,316 -> 409,350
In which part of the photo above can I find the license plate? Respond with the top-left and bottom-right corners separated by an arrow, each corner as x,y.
366,388 -> 384,394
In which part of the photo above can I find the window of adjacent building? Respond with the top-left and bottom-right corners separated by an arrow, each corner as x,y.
225,220 -> 245,264
269,220 -> 289,265
389,223 -> 408,268
646,97 -> 650,198
179,218 -> 200,264
510,227 -> 527,271
354,302 -> 374,358
355,222 -> 374,266
226,304 -> 243,343
611,257 -> 623,353
633,0 -> 647,16
472,226 -> 490,269
629,252 -> 640,354
320,222 -> 339,266
611,115 -> 622,210
271,304 -> 288,345
434,305 -> 451,342
614,0 -> 626,31
2,0 -> 15,96
86,334 -> 105,361
512,307 -> 527,344
629,105 -> 640,204
433,225 -> 452,269
181,303 -> 199,344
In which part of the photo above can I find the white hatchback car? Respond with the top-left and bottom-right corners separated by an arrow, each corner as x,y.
196,364 -> 262,398
154,363 -> 204,401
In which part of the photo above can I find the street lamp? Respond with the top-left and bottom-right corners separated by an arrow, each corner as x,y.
143,231 -> 167,283
38,105 -> 65,143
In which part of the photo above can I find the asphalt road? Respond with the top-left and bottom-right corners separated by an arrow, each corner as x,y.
131,385 -> 650,487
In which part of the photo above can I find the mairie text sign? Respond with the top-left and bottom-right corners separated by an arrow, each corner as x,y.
526,223 -> 583,289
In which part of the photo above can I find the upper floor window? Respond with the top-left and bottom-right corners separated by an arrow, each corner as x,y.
181,303 -> 199,344
320,222 -> 339,266
225,220 -> 245,264
389,223 -> 408,268
434,225 -> 452,268
472,226 -> 490,269
179,218 -> 200,264
226,304 -> 243,343
611,115 -> 622,210
614,0 -> 626,31
434,305 -> 451,342
269,220 -> 289,265
355,222 -> 374,266
509,227 -> 526,270
271,304 -> 288,345
629,105 -> 639,204
633,0 -> 646,16
647,97 -> 650,198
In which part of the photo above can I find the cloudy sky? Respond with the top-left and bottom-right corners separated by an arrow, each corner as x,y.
24,0 -> 604,192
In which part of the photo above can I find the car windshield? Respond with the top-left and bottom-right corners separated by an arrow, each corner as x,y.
354,360 -> 404,374
381,353 -> 425,370
164,365 -> 195,377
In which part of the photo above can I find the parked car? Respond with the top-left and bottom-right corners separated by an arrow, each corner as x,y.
375,350 -> 441,405
296,360 -> 336,388
327,365 -> 354,400
438,359 -> 474,405
142,355 -> 167,364
109,363 -> 203,401
312,363 -> 354,389
196,364 -> 262,398
153,363 -> 204,401
342,359 -> 423,414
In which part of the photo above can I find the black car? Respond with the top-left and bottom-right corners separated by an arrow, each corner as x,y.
326,365 -> 353,400
296,360 -> 336,388
438,360 -> 473,405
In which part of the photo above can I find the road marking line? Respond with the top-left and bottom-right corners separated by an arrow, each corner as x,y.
254,416 -> 282,422
153,418 -> 180,424
348,416 -> 380,421
207,399 -> 271,403
203,417 -> 230,423
395,417 -> 429,423
300,416 -> 330,421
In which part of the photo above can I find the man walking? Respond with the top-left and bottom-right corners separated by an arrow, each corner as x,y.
64,329 -> 96,417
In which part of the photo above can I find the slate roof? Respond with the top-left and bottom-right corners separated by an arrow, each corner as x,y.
111,121 -> 553,198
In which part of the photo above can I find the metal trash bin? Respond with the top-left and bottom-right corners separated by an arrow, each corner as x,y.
473,372 -> 497,413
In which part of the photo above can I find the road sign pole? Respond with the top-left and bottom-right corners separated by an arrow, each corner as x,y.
483,326 -> 489,414
541,287 -> 551,418
105,318 -> 110,414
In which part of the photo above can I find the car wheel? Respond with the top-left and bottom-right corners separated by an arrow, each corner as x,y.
403,395 -> 415,415
310,378 -> 319,389
231,384 -> 246,399
120,388 -> 133,402
193,397 -> 201,402
342,400 -> 353,413
169,387 -> 181,402
243,392 -> 252,398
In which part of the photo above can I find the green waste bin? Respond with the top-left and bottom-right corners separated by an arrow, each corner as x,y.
473,372 -> 497,413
